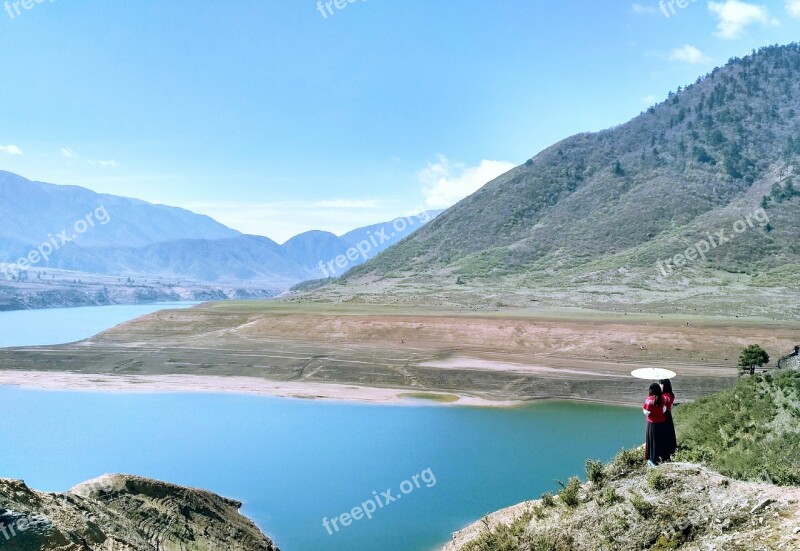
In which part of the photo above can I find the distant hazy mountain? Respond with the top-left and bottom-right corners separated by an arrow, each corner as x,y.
345,44 -> 800,288
341,211 -> 442,255
39,235 -> 308,287
283,211 -> 442,278
282,230 -> 354,275
0,171 -> 240,247
0,170 -> 439,288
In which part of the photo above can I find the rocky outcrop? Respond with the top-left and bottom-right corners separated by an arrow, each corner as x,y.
0,474 -> 279,550
778,345 -> 800,370
443,462 -> 800,551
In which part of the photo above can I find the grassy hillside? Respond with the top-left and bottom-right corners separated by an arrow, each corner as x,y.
342,44 -> 800,290
447,369 -> 800,551
674,368 -> 800,485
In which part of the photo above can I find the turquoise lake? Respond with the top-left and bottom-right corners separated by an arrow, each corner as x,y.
0,302 -> 198,347
0,304 -> 644,551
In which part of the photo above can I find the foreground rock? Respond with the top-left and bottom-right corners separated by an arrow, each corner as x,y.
0,474 -> 279,550
443,462 -> 800,551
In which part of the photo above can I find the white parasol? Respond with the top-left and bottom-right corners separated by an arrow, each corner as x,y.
631,368 -> 676,381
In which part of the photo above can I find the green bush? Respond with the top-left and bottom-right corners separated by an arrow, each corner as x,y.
585,459 -> 605,485
556,477 -> 582,508
602,486 -> 620,506
652,533 -> 683,550
462,510 -> 533,551
610,447 -> 644,477
629,491 -> 655,518
647,469 -> 671,490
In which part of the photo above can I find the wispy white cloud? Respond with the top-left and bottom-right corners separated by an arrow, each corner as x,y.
60,147 -> 78,159
641,94 -> 657,105
87,159 -> 118,167
418,155 -> 515,209
0,144 -> 23,155
668,44 -> 711,64
708,1 -> 778,39
632,2 -> 657,15
312,199 -> 379,209
787,0 -> 800,17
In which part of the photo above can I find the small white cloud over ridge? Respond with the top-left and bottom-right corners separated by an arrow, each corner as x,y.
0,144 -> 23,155
708,1 -> 778,39
419,155 -> 515,209
669,45 -> 711,64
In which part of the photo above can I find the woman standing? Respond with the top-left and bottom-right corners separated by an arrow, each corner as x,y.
643,382 -> 669,466
660,379 -> 677,461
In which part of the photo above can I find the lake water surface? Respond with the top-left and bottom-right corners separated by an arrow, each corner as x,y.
0,304 -> 644,551
0,302 -> 198,347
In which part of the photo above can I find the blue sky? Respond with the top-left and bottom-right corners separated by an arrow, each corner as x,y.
1,0 -> 797,242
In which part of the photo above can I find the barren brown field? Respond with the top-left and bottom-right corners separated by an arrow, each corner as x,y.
2,300 -> 798,406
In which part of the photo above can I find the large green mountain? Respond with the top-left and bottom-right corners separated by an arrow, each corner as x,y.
344,44 -> 800,294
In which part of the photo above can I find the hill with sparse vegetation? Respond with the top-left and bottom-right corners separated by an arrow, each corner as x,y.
335,44 -> 800,303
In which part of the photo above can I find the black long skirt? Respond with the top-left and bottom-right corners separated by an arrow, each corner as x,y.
663,411 -> 677,460
646,421 -> 671,464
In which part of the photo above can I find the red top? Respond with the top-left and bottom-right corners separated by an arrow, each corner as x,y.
644,395 -> 667,423
663,392 -> 675,413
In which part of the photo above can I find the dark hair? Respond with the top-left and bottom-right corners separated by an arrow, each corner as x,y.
648,382 -> 662,406
660,379 -> 673,396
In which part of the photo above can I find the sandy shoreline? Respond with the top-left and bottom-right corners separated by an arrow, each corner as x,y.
418,357 -> 623,377
0,370 -> 515,408
3,302 -> 768,408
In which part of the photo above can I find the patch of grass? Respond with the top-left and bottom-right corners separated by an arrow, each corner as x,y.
651,533 -> 683,550
585,459 -> 605,485
530,533 -> 573,551
398,392 -> 460,403
462,510 -> 533,551
610,447 -> 645,478
540,492 -> 556,508
601,486 -> 621,506
647,469 -> 671,491
629,491 -> 655,518
556,477 -> 582,508
457,248 -> 514,278
531,504 -> 547,520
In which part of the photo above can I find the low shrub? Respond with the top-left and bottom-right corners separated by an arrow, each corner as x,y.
585,459 -> 605,485
629,491 -> 655,518
556,477 -> 582,508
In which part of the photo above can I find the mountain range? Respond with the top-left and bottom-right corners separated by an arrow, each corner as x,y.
6,44 -> 800,307
0,170 -> 440,289
341,44 -> 800,295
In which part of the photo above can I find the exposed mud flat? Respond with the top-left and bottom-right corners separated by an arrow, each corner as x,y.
2,301 -> 796,405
